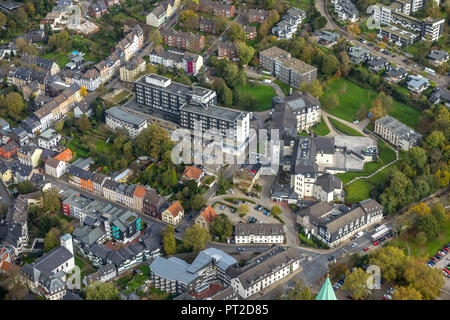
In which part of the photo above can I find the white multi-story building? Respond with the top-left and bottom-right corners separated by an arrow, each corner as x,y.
332,0 -> 359,22
105,106 -> 148,139
45,157 -> 69,179
234,223 -> 285,244
230,246 -> 302,299
374,115 -> 422,151
38,128 -> 62,150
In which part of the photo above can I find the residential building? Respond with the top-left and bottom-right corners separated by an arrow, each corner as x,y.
259,46 -> 317,88
229,246 -> 302,298
146,0 -> 179,27
119,56 -> 146,82
83,264 -> 117,286
17,145 -> 42,168
347,46 -> 370,64
143,188 -> 169,220
331,0 -> 359,22
183,166 -> 204,185
20,53 -> 60,75
199,17 -> 217,34
132,184 -> 146,213
406,74 -> 430,93
101,210 -> 142,244
195,205 -> 216,230
217,42 -> 238,60
271,7 -> 306,39
243,25 -> 257,40
366,56 -> 389,72
149,248 -> 237,295
316,30 -> 341,47
54,148 -> 73,162
234,223 -> 285,244
384,66 -> 408,83
67,165 -> 95,192
149,46 -> 203,75
297,199 -> 383,248
161,200 -> 184,226
427,50 -> 449,67
38,128 -> 62,150
161,29 -> 205,52
271,91 -> 321,133
105,106 -> 148,139
247,8 -> 270,23
429,86 -> 450,107
0,140 -> 19,158
45,157 -> 68,178
374,115 -> 421,150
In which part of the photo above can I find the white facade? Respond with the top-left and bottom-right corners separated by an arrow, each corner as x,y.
45,160 -> 68,179
38,129 -> 62,150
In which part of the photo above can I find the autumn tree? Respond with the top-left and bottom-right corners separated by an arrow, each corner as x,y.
403,259 -> 443,300
42,189 -> 61,214
392,286 -> 422,300
369,98 -> 386,122
85,282 -> 121,300
238,204 -> 249,217
299,79 -> 323,99
135,123 -> 173,159
285,278 -> 314,300
3,92 -> 24,119
0,12 -> 6,26
209,213 -> 233,241
214,16 -> 227,34
182,224 -> 211,251
341,268 -> 371,300
320,93 -> 339,110
346,22 -> 360,35
44,227 -> 61,252
148,29 -> 162,46
227,22 -> 245,42
162,225 -> 177,255
179,10 -> 198,31
271,205 -> 281,216
76,116 -> 91,132
369,246 -> 408,283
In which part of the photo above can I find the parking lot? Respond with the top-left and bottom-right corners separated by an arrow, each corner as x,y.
214,198 -> 279,226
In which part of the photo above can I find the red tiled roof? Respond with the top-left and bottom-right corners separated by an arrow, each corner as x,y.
55,148 -> 72,162
200,205 -> 216,224
133,185 -> 146,199
184,166 -> 203,180
167,200 -> 184,218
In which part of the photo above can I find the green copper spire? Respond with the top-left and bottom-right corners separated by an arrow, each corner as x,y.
316,275 -> 337,300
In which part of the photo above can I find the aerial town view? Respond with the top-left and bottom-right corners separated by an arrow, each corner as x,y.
0,0 -> 448,308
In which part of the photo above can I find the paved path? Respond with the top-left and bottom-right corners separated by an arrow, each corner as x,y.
321,110 -> 368,136
248,79 -> 285,98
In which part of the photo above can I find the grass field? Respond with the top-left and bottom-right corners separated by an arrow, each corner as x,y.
273,80 -> 292,96
311,117 -> 330,136
41,51 -> 70,68
328,117 -> 364,136
345,179 -> 373,203
405,219 -> 450,259
237,83 -> 276,111
322,79 -> 421,129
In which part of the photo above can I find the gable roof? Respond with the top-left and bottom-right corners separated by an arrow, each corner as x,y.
166,200 -> 184,218
184,166 -> 203,180
200,205 -> 216,224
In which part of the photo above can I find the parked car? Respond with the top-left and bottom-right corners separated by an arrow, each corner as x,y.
367,42 -> 374,47
364,247 -> 369,252
328,255 -> 335,261
220,204 -> 226,210
237,247 -> 245,251
263,210 -> 270,216
351,243 -> 357,248
254,205 -> 260,210
373,241 -> 380,246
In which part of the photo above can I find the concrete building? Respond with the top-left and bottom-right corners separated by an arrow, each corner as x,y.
374,115 -> 421,150
331,0 -> 359,22
45,157 -> 68,178
38,128 -> 62,150
105,106 -> 148,139
271,7 -> 306,40
259,46 -> 317,88
119,56 -> 146,82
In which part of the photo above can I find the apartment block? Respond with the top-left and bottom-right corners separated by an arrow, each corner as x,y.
374,115 -> 421,150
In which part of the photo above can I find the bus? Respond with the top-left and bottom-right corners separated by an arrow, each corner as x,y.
371,227 -> 390,243
424,67 -> 436,76
375,224 -> 386,232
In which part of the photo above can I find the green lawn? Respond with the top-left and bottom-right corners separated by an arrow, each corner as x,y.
311,117 -> 330,136
344,179 -> 373,203
273,80 -> 292,96
405,220 -> 450,259
75,255 -> 86,270
68,138 -> 90,159
328,117 -> 364,136
322,78 -> 421,129
237,83 -> 276,111
41,51 -> 70,68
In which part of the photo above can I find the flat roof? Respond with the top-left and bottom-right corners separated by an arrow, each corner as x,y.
260,46 -> 317,74
180,104 -> 245,122
105,106 -> 147,126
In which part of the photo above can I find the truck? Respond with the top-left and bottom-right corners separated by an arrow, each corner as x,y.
371,227 -> 390,243
375,224 -> 386,232
424,67 -> 436,76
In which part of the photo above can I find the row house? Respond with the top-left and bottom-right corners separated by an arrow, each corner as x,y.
67,165 -> 95,192
45,157 -> 68,178
146,0 -> 179,27
161,29 -> 205,52
143,188 -> 169,220
243,25 -> 257,40
38,128 -> 62,150
199,17 -> 216,34
76,69 -> 101,92
195,0 -> 234,17
17,144 -> 42,168
0,140 -> 19,158
119,56 -> 146,82
92,172 -> 108,196
8,67 -> 48,91
102,179 -> 120,203
234,223 -> 285,244
149,45 -> 203,75
132,184 -> 146,213
0,196 -> 29,258
115,25 -> 144,62
21,53 -> 60,75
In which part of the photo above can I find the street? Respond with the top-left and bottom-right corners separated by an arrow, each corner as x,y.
316,0 -> 449,87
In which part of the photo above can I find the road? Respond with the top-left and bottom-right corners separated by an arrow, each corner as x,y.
316,0 -> 449,87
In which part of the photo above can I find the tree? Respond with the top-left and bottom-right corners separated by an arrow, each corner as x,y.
76,116 -> 91,132
271,205 -> 281,216
262,0 -> 275,9
190,194 -> 206,211
403,259 -> 443,300
214,16 -> 227,34
148,29 -> 162,46
299,79 -> 323,99
209,213 -> 233,241
341,268 -> 371,300
0,12 -> 6,27
392,286 -> 422,300
17,181 -> 34,194
44,227 -> 61,252
227,22 -> 245,42
3,92 -> 24,119
416,231 -> 428,245
320,93 -> 339,110
369,246 -> 407,283
320,55 -> 339,76
425,130 -> 445,150
238,204 -> 249,216
328,262 -> 350,282
182,224 -> 211,251
431,203 -> 447,228
405,147 -> 428,175
179,9 -> 198,31
236,42 -> 255,66
162,225 -> 176,254
346,22 -> 360,35
42,189 -> 61,214
135,123 -> 173,159
312,16 -> 327,30
285,278 -> 314,300
369,98 -> 386,122
85,282 -> 120,300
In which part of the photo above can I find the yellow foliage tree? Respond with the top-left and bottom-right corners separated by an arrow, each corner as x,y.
80,86 -> 88,97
